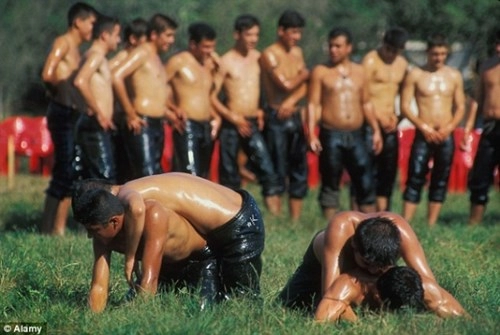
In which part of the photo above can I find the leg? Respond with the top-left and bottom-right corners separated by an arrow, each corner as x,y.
218,123 -> 242,189
427,136 -> 454,226
375,131 -> 399,211
469,204 -> 486,225
318,128 -> 343,219
402,132 -> 431,223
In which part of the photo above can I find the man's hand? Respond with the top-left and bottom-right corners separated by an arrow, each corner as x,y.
127,114 -> 147,135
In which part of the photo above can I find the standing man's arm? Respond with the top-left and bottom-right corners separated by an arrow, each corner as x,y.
260,50 -> 309,92
111,48 -> 147,134
164,57 -> 187,133
41,37 -> 69,86
89,240 -> 112,313
360,71 -> 383,155
74,52 -> 115,130
461,75 -> 482,149
306,66 -> 323,154
438,71 -> 466,139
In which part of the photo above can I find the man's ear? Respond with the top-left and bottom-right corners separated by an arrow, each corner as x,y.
109,216 -> 120,229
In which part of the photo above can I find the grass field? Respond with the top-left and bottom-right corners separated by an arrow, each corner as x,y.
0,174 -> 499,335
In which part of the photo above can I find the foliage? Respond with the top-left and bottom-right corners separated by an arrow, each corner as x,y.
0,174 -> 499,334
0,0 -> 498,117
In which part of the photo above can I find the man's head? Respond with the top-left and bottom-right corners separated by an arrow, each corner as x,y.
376,266 -> 426,312
148,13 -> 178,52
72,188 -> 124,243
92,15 -> 121,52
234,14 -> 260,51
352,217 -> 401,274
67,2 -> 98,41
277,10 -> 305,49
380,27 -> 408,63
328,27 -> 353,64
124,18 -> 148,48
426,33 -> 449,69
188,22 -> 217,63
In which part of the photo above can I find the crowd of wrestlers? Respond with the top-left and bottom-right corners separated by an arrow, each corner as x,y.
38,1 -> 500,321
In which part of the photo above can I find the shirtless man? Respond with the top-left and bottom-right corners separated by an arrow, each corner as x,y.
461,29 -> 500,225
40,2 -> 97,235
260,10 -> 309,220
73,15 -> 121,181
278,212 -> 467,319
112,14 -> 178,179
315,266 -> 467,323
400,34 -> 465,226
361,27 -> 409,211
212,14 -> 281,214
165,22 -> 221,178
72,173 -> 264,312
109,18 -> 148,183
307,27 -> 382,220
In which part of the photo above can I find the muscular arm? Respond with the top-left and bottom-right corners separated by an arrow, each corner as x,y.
260,50 -> 309,93
74,51 -> 114,130
119,190 -> 146,288
386,212 -> 436,281
322,212 -> 357,294
315,274 -> 361,323
361,71 -> 383,155
41,36 -> 69,85
422,276 -> 469,318
88,239 -> 111,313
138,202 -> 168,295
439,71 -> 466,138
112,48 -> 148,133
306,66 -> 323,154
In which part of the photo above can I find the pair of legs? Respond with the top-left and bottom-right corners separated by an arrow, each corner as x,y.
468,120 -> 500,225
402,131 -> 454,226
319,127 -> 376,220
264,109 -> 308,220
218,118 -> 283,215
173,119 -> 213,178
41,101 -> 79,235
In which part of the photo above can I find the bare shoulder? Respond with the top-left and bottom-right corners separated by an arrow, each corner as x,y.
362,50 -> 378,66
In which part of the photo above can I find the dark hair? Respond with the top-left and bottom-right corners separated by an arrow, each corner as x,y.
352,217 -> 401,268
72,178 -> 113,204
124,18 -> 148,44
92,14 -> 120,40
427,33 -> 449,50
278,10 -> 305,29
72,188 -> 124,226
377,266 -> 426,312
188,22 -> 216,43
67,2 -> 98,27
234,14 -> 260,32
383,27 -> 409,49
328,27 -> 352,44
147,13 -> 178,36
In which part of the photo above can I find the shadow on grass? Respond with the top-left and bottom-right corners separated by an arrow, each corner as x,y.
439,210 -> 498,227
0,201 -> 85,233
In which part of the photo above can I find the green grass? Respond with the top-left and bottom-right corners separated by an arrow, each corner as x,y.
0,174 -> 499,334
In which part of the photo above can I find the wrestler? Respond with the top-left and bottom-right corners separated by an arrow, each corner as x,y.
40,2 -> 98,235
109,18 -> 148,183
400,34 -> 465,226
315,266 -> 467,323
72,172 -> 265,312
212,14 -> 281,214
73,15 -> 121,181
260,10 -> 309,220
306,27 -> 382,220
112,14 -> 177,179
72,185 -> 219,312
462,29 -> 500,225
278,212 -> 467,319
359,27 -> 409,211
165,22 -> 221,178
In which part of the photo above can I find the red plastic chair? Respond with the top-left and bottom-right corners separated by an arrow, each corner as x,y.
398,127 -> 416,190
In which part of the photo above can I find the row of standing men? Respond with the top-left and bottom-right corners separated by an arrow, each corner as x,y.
40,3 -> 500,236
